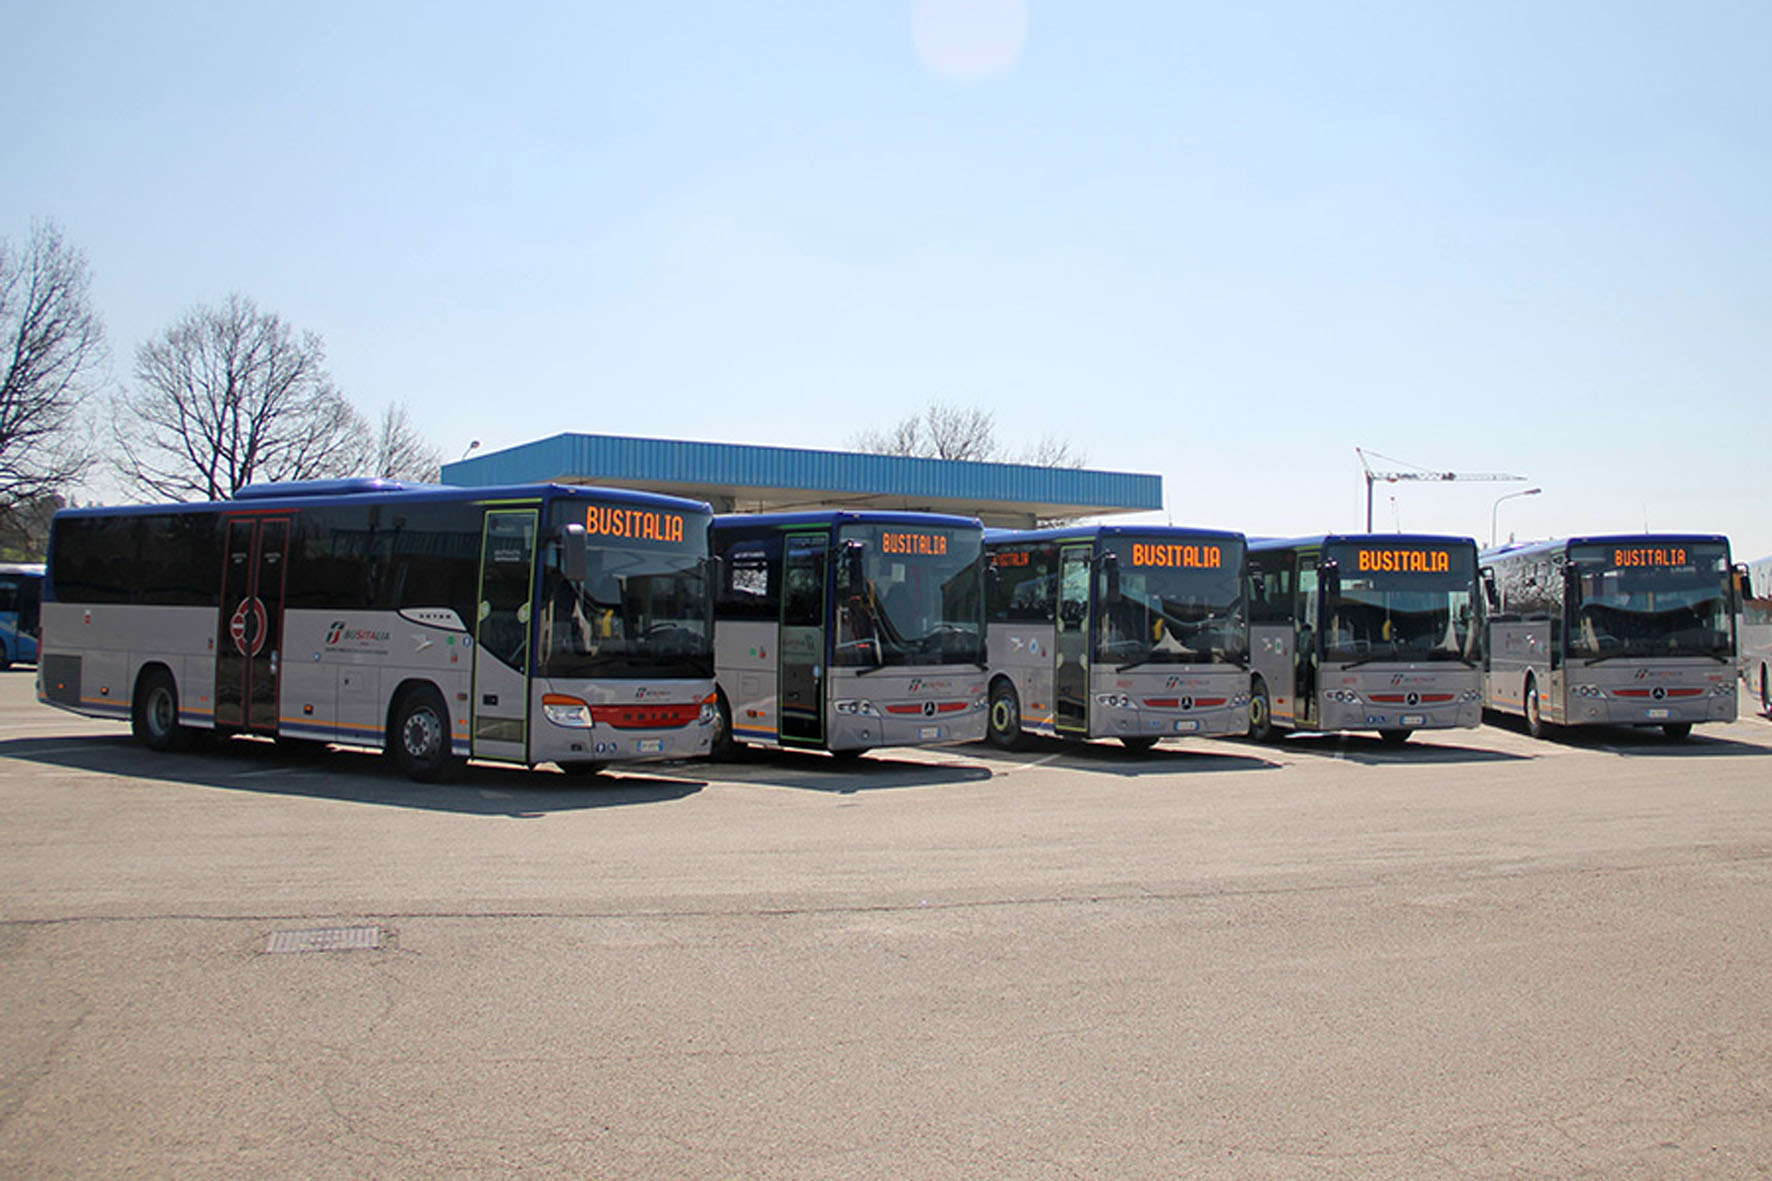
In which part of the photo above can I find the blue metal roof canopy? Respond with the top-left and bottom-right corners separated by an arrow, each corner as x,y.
440,433 -> 1160,528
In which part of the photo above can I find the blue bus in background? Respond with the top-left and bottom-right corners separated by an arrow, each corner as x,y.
0,562 -> 44,669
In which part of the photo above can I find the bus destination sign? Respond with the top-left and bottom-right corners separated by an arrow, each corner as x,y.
1132,542 -> 1224,569
585,505 -> 686,543
1611,546 -> 1688,568
883,531 -> 949,556
1355,548 -> 1454,574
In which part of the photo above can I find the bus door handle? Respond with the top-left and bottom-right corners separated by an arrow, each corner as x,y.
483,694 -> 499,706
269,651 -> 279,677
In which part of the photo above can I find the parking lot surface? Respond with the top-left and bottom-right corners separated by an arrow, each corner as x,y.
3,670 -> 1771,1178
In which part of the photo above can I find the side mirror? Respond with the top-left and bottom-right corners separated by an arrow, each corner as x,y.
560,523 -> 588,583
1481,568 -> 1500,611
1736,564 -> 1755,602
841,538 -> 867,595
1320,559 -> 1340,600
1101,551 -> 1121,603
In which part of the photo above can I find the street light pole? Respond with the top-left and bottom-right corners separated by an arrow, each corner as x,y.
1490,487 -> 1542,548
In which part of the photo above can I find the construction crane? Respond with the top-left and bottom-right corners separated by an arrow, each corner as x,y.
1356,448 -> 1528,531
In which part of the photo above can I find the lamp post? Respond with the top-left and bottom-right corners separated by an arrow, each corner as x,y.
460,440 -> 481,461
1491,487 -> 1541,548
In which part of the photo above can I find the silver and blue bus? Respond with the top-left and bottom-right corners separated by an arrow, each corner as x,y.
39,480 -> 717,779
1481,534 -> 1739,739
710,510 -> 988,758
0,562 -> 44,669
1246,533 -> 1483,744
983,525 -> 1248,750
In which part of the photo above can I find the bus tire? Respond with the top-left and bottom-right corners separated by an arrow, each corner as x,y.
1378,728 -> 1412,746
132,667 -> 191,752
1760,666 -> 1769,713
556,760 -> 603,777
1662,722 -> 1692,741
1524,675 -> 1547,740
709,689 -> 739,761
390,686 -> 460,783
987,679 -> 1023,750
1120,735 -> 1159,752
1248,677 -> 1276,743
0,639 -> 11,671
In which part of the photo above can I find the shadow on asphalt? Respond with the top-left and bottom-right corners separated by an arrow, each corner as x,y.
0,734 -> 706,817
961,734 -> 1280,777
1481,712 -> 1772,758
1241,730 -> 1536,767
697,744 -> 996,793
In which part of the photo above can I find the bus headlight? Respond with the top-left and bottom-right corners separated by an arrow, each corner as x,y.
1326,689 -> 1360,704
1461,689 -> 1482,703
542,694 -> 594,728
1094,693 -> 1132,709
1713,683 -> 1735,696
834,699 -> 879,717
700,693 -> 718,723
1572,684 -> 1604,698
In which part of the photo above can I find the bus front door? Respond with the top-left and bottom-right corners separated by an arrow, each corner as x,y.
474,508 -> 538,763
1054,544 -> 1091,736
779,532 -> 829,747
1295,558 -> 1320,728
215,516 -> 290,733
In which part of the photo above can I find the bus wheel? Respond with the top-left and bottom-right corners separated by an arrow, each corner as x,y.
709,690 -> 738,761
132,668 -> 190,752
1524,676 -> 1546,740
987,680 -> 1023,750
1662,722 -> 1692,741
391,687 -> 460,783
1120,735 -> 1159,752
1378,729 -> 1412,746
1761,666 -> 1769,713
556,760 -> 603,777
1248,677 -> 1276,742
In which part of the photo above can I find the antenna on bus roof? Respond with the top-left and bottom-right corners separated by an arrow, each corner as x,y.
1356,448 -> 1527,532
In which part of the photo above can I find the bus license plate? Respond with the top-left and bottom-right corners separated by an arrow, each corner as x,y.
919,726 -> 941,740
1647,708 -> 1670,720
637,739 -> 664,753
1401,714 -> 1426,727
1173,719 -> 1199,733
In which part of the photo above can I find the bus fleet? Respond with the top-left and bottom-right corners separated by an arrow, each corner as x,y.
27,480 -> 1761,778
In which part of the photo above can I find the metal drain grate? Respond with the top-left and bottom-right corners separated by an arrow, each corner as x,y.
264,926 -> 385,954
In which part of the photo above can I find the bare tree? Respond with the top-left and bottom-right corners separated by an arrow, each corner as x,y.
115,294 -> 367,501
365,402 -> 444,482
0,220 -> 105,506
853,401 -> 1000,461
852,401 -> 1086,467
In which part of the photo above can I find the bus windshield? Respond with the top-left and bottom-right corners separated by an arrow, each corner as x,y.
1567,542 -> 1734,662
536,509 -> 713,679
1323,542 -> 1479,665
1096,537 -> 1246,668
833,523 -> 984,668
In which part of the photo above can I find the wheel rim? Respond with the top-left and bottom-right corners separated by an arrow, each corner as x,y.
1526,685 -> 1541,731
149,687 -> 175,737
1250,690 -> 1268,730
403,707 -> 443,761
990,694 -> 1015,736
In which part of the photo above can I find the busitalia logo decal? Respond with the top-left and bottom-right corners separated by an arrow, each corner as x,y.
324,621 -> 393,655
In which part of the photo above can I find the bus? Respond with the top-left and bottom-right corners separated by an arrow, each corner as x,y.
1740,554 -> 1772,714
983,524 -> 1248,750
0,562 -> 45,669
1480,535 -> 1739,739
710,510 -> 987,757
1245,533 -> 1483,744
38,480 -> 717,780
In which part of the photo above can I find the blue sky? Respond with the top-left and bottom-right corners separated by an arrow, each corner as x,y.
7,1 -> 1769,558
